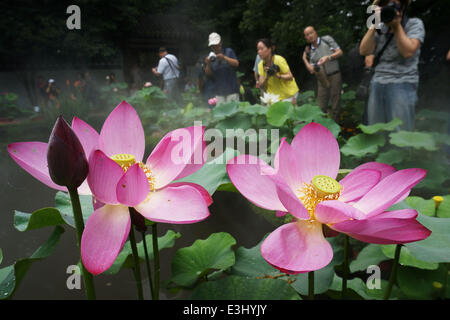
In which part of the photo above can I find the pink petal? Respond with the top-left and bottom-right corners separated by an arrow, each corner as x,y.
8,142 -> 67,191
173,126 -> 206,180
260,220 -> 333,274
370,209 -> 418,220
273,138 -> 302,191
116,163 -> 150,207
355,168 -> 427,217
71,117 -> 99,160
134,184 -> 210,224
275,183 -> 310,220
92,196 -> 105,210
291,122 -> 340,183
395,190 -> 410,204
168,182 -> 213,207
81,204 -> 131,275
87,150 -> 124,205
226,155 -> 286,212
351,162 -> 396,180
331,218 -> 432,244
99,101 -> 145,161
339,169 -> 381,202
315,200 -> 367,225
146,127 -> 200,189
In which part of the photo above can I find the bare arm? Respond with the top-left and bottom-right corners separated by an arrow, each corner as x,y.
360,26 -> 377,56
331,48 -> 343,59
215,53 -> 239,68
152,67 -> 161,77
277,70 -> 293,81
365,55 -> 375,68
317,48 -> 344,65
302,51 -> 315,74
259,74 -> 268,90
204,58 -> 213,76
392,24 -> 421,59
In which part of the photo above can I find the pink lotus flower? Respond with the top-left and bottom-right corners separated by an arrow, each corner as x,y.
227,123 -> 431,274
8,115 -> 99,195
80,101 -> 211,275
208,97 -> 218,106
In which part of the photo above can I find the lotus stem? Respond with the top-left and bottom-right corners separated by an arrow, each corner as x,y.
141,230 -> 155,299
384,244 -> 402,300
128,222 -> 144,300
68,187 -> 96,300
342,235 -> 350,299
152,223 -> 160,300
308,271 -> 315,300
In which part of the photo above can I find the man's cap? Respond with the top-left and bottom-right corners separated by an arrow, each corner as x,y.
208,32 -> 221,46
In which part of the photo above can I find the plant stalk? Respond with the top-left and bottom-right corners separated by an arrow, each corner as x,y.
342,234 -> 350,299
442,263 -> 448,299
308,271 -> 315,300
128,223 -> 144,300
141,231 -> 155,299
384,244 -> 402,300
68,187 -> 96,300
152,223 -> 160,300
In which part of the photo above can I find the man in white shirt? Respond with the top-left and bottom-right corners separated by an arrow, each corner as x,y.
152,47 -> 182,105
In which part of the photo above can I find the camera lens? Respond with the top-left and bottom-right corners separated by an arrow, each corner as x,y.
381,4 -> 397,23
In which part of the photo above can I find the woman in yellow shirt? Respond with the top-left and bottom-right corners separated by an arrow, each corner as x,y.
257,38 -> 299,104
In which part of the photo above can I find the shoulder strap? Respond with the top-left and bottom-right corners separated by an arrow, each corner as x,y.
164,56 -> 180,77
373,33 -> 394,68
320,36 -> 332,49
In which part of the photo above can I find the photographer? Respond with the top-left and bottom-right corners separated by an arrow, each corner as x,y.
152,47 -> 182,105
257,38 -> 299,104
360,0 -> 425,131
204,32 -> 240,105
302,26 -> 343,122
45,78 -> 60,109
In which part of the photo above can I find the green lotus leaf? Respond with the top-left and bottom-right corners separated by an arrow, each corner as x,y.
0,227 -> 64,300
266,101 -> 294,127
350,244 -> 389,273
169,233 -> 236,287
190,275 -> 301,300
341,134 -> 386,157
389,131 -> 438,151
358,118 -> 402,134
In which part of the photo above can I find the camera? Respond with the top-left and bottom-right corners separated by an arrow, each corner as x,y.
266,64 -> 280,76
380,2 -> 402,23
208,52 -> 217,62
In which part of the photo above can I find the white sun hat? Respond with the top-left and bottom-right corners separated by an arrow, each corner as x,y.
208,32 -> 221,46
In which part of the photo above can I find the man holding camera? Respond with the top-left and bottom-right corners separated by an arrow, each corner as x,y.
152,47 -> 182,105
360,0 -> 424,131
204,32 -> 240,105
302,26 -> 343,122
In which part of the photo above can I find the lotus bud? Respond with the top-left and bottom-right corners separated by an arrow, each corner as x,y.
47,115 -> 89,190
